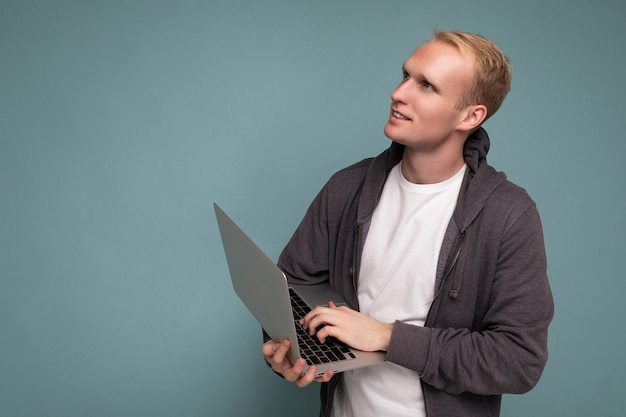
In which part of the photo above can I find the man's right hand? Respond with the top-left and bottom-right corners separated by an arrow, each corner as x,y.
262,339 -> 334,388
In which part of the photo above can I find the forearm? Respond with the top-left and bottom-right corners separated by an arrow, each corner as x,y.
387,320 -> 550,395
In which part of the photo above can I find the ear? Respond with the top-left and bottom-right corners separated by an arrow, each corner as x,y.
458,104 -> 487,132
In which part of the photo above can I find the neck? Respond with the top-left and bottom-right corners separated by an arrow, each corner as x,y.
400,142 -> 466,184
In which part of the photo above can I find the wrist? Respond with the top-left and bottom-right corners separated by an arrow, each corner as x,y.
379,323 -> 394,351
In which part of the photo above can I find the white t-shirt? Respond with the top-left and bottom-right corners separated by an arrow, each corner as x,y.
331,161 -> 466,417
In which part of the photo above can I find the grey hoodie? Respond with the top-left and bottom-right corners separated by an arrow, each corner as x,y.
277,127 -> 554,417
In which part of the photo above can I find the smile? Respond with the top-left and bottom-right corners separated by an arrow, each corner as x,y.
392,110 -> 410,120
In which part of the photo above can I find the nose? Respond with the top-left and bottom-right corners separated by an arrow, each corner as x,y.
390,81 -> 408,104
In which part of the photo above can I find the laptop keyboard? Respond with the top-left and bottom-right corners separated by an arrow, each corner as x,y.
289,288 -> 356,366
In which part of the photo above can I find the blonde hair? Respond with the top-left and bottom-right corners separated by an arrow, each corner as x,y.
432,30 -> 512,121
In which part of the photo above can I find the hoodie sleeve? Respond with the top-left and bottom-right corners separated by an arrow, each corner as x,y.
386,198 -> 554,396
277,156 -> 374,294
277,183 -> 332,286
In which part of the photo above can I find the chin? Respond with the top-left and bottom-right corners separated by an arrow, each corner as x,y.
383,124 -> 398,141
383,127 -> 406,145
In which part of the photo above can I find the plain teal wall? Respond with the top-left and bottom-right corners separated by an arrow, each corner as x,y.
2,1 -> 625,416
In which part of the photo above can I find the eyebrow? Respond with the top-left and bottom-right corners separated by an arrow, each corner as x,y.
402,64 -> 439,92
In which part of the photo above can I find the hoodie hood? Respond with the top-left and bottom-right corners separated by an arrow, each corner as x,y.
464,126 -> 490,174
455,128 -> 506,232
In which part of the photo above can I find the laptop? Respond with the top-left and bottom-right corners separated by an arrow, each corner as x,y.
214,203 -> 385,376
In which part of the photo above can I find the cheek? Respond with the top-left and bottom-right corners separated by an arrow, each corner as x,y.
419,101 -> 455,122
410,96 -> 438,114
413,104 -> 440,124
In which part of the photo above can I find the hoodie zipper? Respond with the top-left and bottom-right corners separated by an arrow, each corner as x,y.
426,228 -> 468,324
350,223 -> 362,310
448,227 -> 470,299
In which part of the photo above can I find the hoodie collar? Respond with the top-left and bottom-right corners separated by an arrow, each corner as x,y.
357,127 -> 504,227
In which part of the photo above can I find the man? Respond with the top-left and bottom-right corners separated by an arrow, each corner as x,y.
262,30 -> 553,417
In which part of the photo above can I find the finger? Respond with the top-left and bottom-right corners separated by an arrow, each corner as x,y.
301,305 -> 328,329
271,339 -> 291,363
264,340 -> 290,371
307,312 -> 336,336
284,358 -> 307,383
299,309 -> 315,329
261,340 -> 280,358
314,369 -> 335,384
315,324 -> 338,344
295,363 -> 318,388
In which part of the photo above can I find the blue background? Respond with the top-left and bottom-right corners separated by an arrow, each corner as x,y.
2,1 -> 625,416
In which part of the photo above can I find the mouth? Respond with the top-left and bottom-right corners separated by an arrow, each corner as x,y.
391,110 -> 410,121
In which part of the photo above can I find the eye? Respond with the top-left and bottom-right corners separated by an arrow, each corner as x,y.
401,70 -> 410,81
420,79 -> 436,91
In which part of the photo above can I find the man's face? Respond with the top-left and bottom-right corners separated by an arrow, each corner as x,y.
383,40 -> 475,150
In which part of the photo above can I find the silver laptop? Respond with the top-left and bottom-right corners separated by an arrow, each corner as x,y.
214,203 -> 385,376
